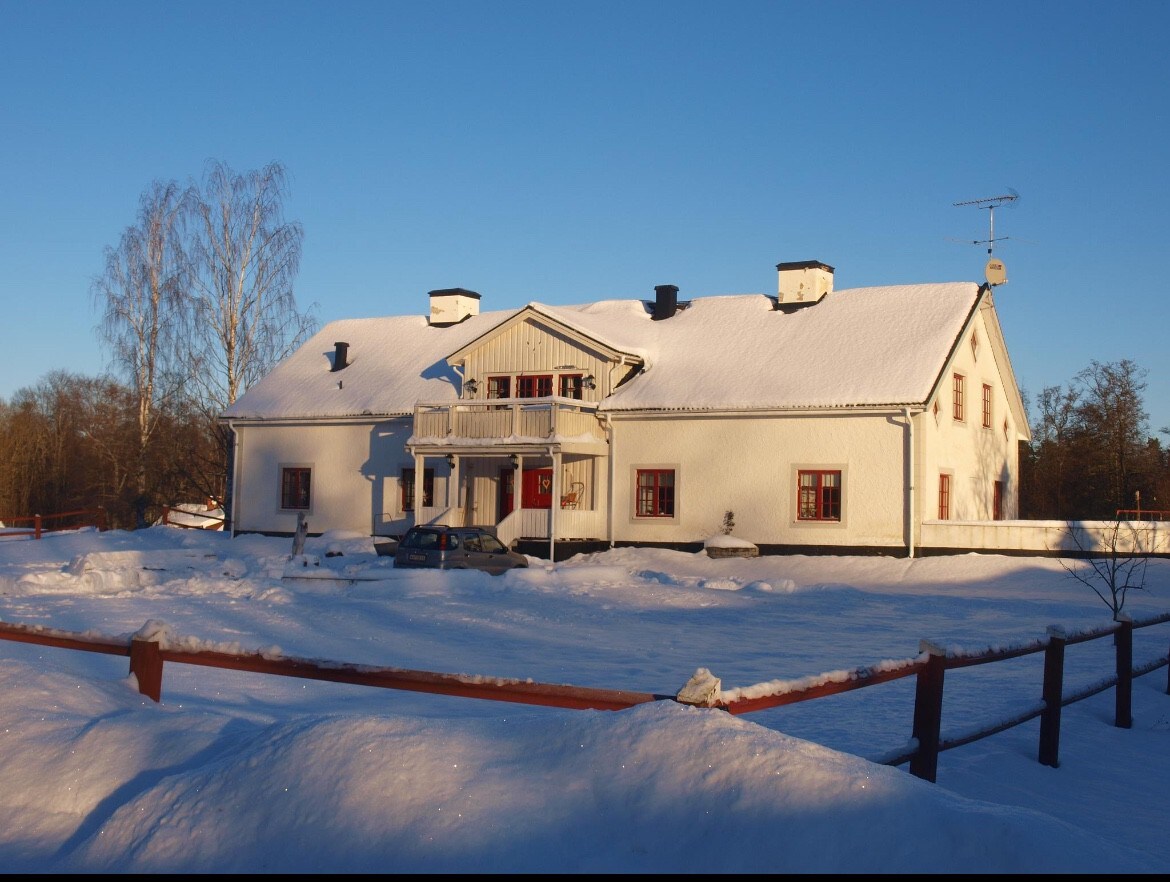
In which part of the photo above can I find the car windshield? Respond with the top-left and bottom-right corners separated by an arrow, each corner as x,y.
481,534 -> 506,553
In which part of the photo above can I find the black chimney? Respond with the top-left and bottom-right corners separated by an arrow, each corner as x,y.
653,284 -> 679,320
332,341 -> 349,371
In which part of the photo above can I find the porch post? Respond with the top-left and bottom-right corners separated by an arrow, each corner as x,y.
413,452 -> 423,527
550,448 -> 561,562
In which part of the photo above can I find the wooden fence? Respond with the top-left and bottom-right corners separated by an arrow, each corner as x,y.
0,508 -> 108,539
0,612 -> 1167,785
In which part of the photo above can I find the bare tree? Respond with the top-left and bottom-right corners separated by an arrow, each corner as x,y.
92,180 -> 190,525
187,159 -> 317,414
1060,518 -> 1153,621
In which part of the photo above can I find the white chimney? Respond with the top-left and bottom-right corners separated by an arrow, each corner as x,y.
777,261 -> 834,305
428,288 -> 481,326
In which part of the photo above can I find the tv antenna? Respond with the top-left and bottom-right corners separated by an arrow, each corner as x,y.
953,189 -> 1019,286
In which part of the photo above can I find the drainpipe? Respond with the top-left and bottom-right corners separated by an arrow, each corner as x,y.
226,420 -> 240,538
905,407 -> 915,559
601,413 -> 615,548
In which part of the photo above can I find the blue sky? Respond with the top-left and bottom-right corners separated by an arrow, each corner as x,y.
2,1 -> 1168,436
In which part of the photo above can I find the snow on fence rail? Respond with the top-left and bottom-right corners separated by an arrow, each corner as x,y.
0,508 -> 108,539
0,612 -> 1167,784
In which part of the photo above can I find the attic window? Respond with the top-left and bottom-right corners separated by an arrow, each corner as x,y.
971,332 -> 980,360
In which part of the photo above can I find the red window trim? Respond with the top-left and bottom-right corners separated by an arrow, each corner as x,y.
953,373 -> 965,422
635,468 -> 675,518
993,480 -> 1004,521
281,466 -> 311,510
797,469 -> 842,521
486,376 -> 511,399
559,373 -> 584,399
517,374 -> 554,398
938,473 -> 951,520
982,383 -> 993,428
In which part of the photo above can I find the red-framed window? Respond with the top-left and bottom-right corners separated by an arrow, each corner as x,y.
517,375 -> 553,398
982,384 -> 993,428
635,469 -> 675,517
938,473 -> 951,520
487,376 -> 511,399
952,373 -> 965,422
281,467 -> 311,510
401,468 -> 434,511
559,374 -> 583,399
797,470 -> 841,521
993,480 -> 1004,521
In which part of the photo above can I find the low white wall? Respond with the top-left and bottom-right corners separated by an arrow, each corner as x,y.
919,519 -> 1170,556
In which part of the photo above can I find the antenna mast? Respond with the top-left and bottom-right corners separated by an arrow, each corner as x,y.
954,190 -> 1019,287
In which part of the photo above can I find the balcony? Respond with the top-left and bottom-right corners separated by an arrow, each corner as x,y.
410,397 -> 606,449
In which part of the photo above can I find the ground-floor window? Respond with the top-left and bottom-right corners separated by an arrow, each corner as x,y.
635,469 -> 675,517
939,473 -> 951,520
401,468 -> 434,511
993,480 -> 1004,520
797,470 -> 841,521
281,466 -> 311,510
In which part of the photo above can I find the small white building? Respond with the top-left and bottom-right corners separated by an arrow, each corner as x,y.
219,261 -> 1031,559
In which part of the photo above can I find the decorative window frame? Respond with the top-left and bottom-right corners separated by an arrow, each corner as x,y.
279,464 -> 313,512
630,464 -> 679,524
791,464 -> 848,528
938,471 -> 953,520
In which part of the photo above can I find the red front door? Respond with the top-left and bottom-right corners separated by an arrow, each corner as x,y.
522,468 -> 553,509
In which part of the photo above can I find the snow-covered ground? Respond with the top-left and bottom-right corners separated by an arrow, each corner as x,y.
0,526 -> 1167,872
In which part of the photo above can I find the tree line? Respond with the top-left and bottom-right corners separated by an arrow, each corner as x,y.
1019,359 -> 1169,519
0,160 -> 317,530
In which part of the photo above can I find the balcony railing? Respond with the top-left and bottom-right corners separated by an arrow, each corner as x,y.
413,397 -> 604,444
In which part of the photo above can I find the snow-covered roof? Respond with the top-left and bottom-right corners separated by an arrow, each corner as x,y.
221,282 -> 983,420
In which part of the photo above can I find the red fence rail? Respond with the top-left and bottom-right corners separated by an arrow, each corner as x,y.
0,508 -> 108,539
1,612 -> 1167,784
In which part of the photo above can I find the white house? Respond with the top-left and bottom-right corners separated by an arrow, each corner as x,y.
219,261 -> 1031,559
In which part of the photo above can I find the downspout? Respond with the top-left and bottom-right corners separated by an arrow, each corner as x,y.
601,413 -> 615,548
905,407 -> 915,559
226,420 -> 240,539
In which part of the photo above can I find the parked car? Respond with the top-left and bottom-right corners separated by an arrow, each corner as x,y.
393,525 -> 529,575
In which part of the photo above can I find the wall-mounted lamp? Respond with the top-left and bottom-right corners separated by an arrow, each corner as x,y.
509,453 -> 519,467
465,378 -> 478,396
583,374 -> 596,390
446,454 -> 455,468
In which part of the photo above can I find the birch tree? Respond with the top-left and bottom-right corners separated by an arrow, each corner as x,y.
92,180 -> 190,525
187,159 -> 316,414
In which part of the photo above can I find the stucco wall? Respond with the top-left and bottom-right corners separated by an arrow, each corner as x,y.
916,307 -> 1024,524
608,412 -> 909,548
230,419 -> 441,536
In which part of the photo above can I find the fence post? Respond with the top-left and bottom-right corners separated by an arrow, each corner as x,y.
1115,615 -> 1133,729
1038,625 -> 1066,768
130,638 -> 164,702
35,514 -> 42,540
909,640 -> 947,783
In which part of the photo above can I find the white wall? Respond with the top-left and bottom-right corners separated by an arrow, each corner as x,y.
230,418 -> 445,536
916,307 -> 1024,525
608,411 -> 910,548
